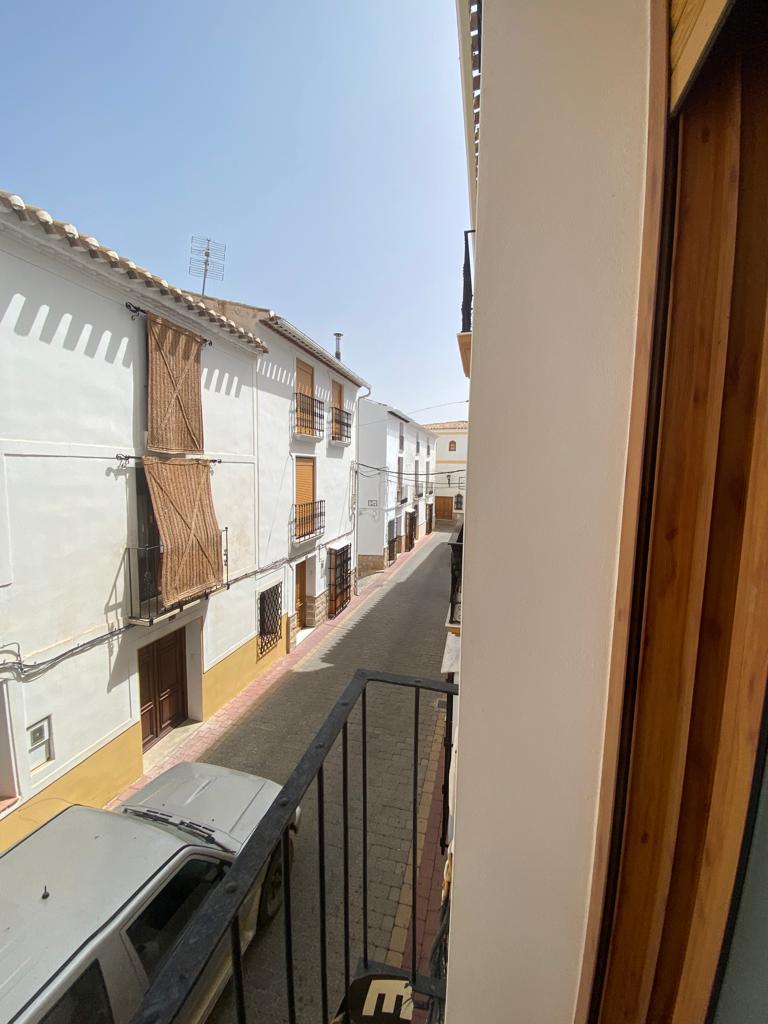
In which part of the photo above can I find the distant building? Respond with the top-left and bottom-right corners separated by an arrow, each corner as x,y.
422,420 -> 468,520
357,400 -> 438,576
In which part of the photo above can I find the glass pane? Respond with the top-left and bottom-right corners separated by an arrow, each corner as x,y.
127,859 -> 223,981
41,961 -> 113,1024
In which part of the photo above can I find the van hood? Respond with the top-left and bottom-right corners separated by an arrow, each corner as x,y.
119,762 -> 283,855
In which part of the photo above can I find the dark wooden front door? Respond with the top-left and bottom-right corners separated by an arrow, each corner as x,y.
139,628 -> 187,751
295,561 -> 307,629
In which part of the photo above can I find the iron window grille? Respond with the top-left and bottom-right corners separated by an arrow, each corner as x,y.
293,500 -> 326,542
331,407 -> 352,443
426,503 -> 434,536
328,544 -> 352,618
405,511 -> 417,552
387,519 -> 397,565
454,493 -> 464,511
295,393 -> 325,438
259,582 -> 283,655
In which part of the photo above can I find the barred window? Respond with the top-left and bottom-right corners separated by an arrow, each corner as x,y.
259,582 -> 283,654
455,493 -> 464,511
328,545 -> 352,618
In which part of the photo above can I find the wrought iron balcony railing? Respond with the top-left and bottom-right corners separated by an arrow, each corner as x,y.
126,529 -> 229,625
293,499 -> 326,542
129,669 -> 457,1024
461,229 -> 474,334
295,392 -> 325,438
449,524 -> 463,625
331,406 -> 352,443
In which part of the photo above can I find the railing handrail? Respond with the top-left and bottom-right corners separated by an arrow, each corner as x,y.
130,669 -> 458,1024
127,528 -> 229,622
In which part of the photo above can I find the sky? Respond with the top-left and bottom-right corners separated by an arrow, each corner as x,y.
1,1 -> 470,423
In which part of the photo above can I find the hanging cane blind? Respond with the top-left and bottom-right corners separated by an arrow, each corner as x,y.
147,314 -> 205,453
143,457 -> 223,607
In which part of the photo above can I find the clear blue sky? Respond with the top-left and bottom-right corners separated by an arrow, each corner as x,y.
2,1 -> 470,421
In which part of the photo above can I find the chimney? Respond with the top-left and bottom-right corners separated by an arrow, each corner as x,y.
334,332 -> 343,361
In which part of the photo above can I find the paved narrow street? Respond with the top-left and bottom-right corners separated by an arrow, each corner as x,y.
205,527 -> 452,1023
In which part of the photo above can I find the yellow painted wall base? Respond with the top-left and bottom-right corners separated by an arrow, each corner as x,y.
202,614 -> 290,719
0,723 -> 143,854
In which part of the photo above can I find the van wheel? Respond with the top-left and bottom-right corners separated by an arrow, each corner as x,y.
258,835 -> 294,927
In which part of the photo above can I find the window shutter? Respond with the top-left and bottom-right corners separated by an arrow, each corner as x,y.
143,457 -> 222,606
147,314 -> 205,453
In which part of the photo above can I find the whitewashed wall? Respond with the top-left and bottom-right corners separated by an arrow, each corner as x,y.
0,225 -> 360,812
357,399 -> 436,554
446,0 -> 649,1020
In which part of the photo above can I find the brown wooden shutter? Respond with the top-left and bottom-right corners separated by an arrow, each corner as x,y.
296,359 -> 314,396
295,457 -> 315,505
147,314 -> 205,453
332,380 -> 343,408
143,457 -> 222,606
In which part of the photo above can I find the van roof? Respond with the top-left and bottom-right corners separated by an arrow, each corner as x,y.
0,805 -> 188,1023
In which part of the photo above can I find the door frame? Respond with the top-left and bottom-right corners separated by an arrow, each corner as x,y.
583,7 -> 768,1022
295,560 -> 307,630
138,626 -> 188,752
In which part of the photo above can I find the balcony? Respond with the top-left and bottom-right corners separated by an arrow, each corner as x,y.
128,669 -> 457,1024
330,406 -> 352,444
448,524 -> 463,630
457,229 -> 473,379
126,529 -> 229,626
294,392 -> 325,439
292,499 -> 325,542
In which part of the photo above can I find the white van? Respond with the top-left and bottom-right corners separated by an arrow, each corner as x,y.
0,762 -> 299,1024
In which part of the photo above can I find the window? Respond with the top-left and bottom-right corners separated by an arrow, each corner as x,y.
399,423 -> 405,451
397,457 -> 404,502
415,461 -> 421,496
416,438 -> 420,454
328,544 -> 352,617
41,961 -> 113,1024
259,582 -> 283,654
449,440 -> 457,452
455,493 -> 464,511
127,858 -> 224,981
27,717 -> 52,770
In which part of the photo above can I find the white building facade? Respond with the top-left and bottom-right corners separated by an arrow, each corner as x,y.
422,419 -> 468,521
0,191 -> 366,850
357,399 -> 437,576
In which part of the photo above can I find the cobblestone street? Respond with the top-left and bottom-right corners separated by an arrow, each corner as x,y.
204,526 -> 453,1023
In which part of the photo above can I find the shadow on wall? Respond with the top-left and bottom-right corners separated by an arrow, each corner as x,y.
0,283 -> 146,453
201,343 -> 247,400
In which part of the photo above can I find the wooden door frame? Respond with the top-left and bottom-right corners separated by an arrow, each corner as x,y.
581,7 -> 768,1023
295,559 -> 307,630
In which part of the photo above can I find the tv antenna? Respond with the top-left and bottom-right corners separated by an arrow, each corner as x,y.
189,235 -> 226,296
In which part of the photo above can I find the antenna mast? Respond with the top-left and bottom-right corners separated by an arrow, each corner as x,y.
189,235 -> 226,297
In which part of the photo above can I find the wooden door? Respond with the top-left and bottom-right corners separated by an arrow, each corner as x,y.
435,496 -> 454,520
332,380 -> 342,410
295,561 -> 307,629
138,629 -> 187,751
